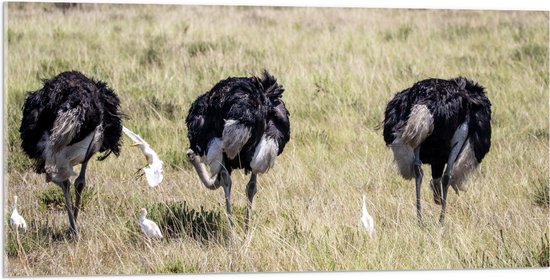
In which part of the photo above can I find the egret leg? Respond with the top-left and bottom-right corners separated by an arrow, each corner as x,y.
219,168 -> 234,228
439,121 -> 469,224
413,146 -> 423,225
186,149 -> 220,190
59,180 -> 77,235
245,173 -> 258,231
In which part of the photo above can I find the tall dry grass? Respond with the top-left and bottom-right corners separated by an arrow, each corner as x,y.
4,3 -> 549,276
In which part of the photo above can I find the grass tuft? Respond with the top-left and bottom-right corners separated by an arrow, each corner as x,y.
536,233 -> 549,267
513,43 -> 548,62
531,177 -> 549,208
187,41 -> 216,57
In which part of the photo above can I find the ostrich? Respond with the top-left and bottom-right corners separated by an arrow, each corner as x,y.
185,70 -> 290,230
382,77 -> 491,224
19,71 -> 123,235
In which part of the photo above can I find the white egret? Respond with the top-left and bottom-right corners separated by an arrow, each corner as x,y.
10,196 -> 28,232
361,194 -> 374,237
122,127 -> 164,187
139,208 -> 163,240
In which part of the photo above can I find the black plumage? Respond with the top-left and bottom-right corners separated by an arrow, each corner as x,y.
186,70 -> 290,229
19,70 -> 124,234
383,77 -> 491,224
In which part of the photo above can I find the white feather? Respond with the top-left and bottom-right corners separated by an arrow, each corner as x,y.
222,119 -> 251,159
250,135 -> 278,174
206,138 -> 224,176
450,140 -> 478,191
390,135 -> 415,180
40,128 -> 102,184
139,208 -> 163,239
10,196 -> 27,232
122,126 -> 164,187
361,194 -> 374,237
401,104 -> 434,148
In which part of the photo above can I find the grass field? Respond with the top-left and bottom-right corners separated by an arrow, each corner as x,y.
4,2 -> 549,276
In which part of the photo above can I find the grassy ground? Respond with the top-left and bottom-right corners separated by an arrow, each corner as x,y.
4,3 -> 549,276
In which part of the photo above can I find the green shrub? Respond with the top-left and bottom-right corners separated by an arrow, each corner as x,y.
37,184 -> 96,211
143,201 -> 224,242
158,260 -> 198,273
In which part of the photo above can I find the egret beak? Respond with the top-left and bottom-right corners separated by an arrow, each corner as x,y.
130,143 -> 141,147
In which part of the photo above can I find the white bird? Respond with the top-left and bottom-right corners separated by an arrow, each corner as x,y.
122,126 -> 164,187
10,196 -> 28,232
139,208 -> 163,240
361,194 -> 374,236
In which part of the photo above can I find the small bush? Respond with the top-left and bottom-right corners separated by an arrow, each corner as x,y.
160,260 -> 186,273
37,184 -> 96,211
143,201 -> 224,242
158,260 -> 198,274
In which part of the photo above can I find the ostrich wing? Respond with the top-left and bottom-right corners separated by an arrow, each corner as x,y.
50,107 -> 85,152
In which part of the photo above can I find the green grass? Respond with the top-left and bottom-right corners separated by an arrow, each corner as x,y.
4,3 -> 549,276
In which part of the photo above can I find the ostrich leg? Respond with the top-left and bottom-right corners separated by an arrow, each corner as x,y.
186,149 -> 233,227
245,173 -> 258,231
58,180 -> 78,235
413,146 -> 423,225
439,121 -> 469,224
219,168 -> 234,228
74,133 -> 97,221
